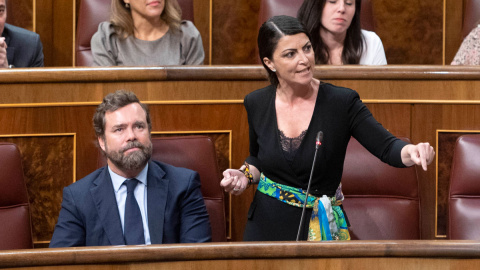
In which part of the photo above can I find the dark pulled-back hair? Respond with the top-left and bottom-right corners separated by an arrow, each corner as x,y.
297,0 -> 364,64
93,90 -> 152,140
258,15 -> 311,87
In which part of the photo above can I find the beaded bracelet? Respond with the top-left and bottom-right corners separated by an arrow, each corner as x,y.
240,162 -> 254,186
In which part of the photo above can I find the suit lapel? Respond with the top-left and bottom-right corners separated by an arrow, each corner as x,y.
146,161 -> 168,244
90,168 -> 126,245
6,47 -> 14,65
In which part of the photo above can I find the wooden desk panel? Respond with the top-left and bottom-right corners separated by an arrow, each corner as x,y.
0,66 -> 479,245
1,241 -> 480,270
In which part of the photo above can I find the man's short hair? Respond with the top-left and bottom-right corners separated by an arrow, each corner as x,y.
93,90 -> 151,139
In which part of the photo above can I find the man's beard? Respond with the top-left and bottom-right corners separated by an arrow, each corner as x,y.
104,140 -> 153,171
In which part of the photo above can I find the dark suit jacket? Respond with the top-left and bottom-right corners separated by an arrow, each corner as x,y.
49,160 -> 212,247
2,23 -> 44,67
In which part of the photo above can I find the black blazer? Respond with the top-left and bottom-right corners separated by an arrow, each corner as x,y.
244,83 -> 407,196
2,23 -> 44,67
49,160 -> 212,247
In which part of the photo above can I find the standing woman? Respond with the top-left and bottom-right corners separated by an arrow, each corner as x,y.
298,0 -> 386,65
91,0 -> 204,66
220,16 -> 434,241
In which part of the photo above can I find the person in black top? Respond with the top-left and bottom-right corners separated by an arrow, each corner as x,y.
220,15 -> 435,241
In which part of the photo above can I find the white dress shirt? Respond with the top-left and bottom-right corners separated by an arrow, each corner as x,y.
359,29 -> 388,65
109,163 -> 151,244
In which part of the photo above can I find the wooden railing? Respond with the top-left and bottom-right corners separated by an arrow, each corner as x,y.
1,241 -> 480,269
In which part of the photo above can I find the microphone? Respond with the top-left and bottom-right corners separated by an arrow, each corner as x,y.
315,131 -> 323,149
296,131 -> 323,241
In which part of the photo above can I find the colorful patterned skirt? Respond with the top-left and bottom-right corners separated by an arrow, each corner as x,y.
256,173 -> 350,241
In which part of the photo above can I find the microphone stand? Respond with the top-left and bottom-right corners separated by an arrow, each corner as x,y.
296,131 -> 323,241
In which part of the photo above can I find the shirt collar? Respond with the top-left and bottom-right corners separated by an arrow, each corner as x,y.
109,163 -> 149,192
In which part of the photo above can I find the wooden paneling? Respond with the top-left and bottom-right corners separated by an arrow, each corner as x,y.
211,0 -> 260,64
3,241 -> 480,269
5,258 -> 480,270
444,0 -> 464,65
5,0 -> 33,31
193,0 -> 212,64
362,104 -> 411,138
374,0 -> 443,64
52,0 -> 75,66
35,0 -> 53,66
35,0 -> 75,67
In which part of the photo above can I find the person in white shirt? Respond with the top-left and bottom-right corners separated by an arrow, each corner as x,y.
298,0 -> 387,65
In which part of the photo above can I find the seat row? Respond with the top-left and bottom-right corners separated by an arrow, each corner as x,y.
0,134 -> 479,250
75,0 -> 375,66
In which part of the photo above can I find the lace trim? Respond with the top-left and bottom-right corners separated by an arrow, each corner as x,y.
279,129 -> 307,162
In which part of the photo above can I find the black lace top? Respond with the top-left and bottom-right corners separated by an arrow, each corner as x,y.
279,129 -> 307,163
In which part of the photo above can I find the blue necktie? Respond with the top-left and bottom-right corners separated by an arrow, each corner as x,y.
123,178 -> 145,245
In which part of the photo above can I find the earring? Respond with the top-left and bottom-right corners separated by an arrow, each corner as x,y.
125,3 -> 130,8
272,69 -> 276,72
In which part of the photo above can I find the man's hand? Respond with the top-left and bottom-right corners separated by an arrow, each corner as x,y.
0,37 -> 8,68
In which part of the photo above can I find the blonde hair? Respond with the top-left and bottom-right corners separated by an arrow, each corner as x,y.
110,0 -> 183,39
